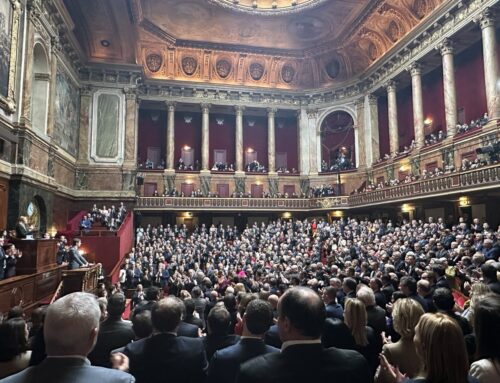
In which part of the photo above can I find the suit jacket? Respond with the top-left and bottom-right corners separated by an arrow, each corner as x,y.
15,223 -> 31,239
0,247 -> 6,279
123,333 -> 207,383
207,338 -> 279,383
264,324 -> 282,349
0,357 -> 134,383
68,246 -> 87,270
177,321 -> 199,338
325,302 -> 344,320
88,318 -> 135,367
203,334 -> 240,360
237,343 -> 371,383
366,305 -> 387,335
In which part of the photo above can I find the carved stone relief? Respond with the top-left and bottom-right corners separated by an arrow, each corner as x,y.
281,64 -> 295,83
75,169 -> 88,190
235,176 -> 246,194
249,62 -> 264,81
146,53 -> 163,73
181,56 -> 198,76
216,59 -> 232,78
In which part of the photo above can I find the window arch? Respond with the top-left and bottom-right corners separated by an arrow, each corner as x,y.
31,43 -> 50,134
319,111 -> 356,172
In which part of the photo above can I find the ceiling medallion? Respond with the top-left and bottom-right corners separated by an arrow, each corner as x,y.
281,65 -> 295,83
249,62 -> 265,81
181,56 -> 198,76
387,20 -> 400,42
145,53 -> 163,73
216,59 -> 232,79
325,59 -> 340,79
207,0 -> 329,15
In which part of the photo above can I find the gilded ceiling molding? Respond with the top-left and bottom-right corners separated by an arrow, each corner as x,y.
206,0 -> 329,15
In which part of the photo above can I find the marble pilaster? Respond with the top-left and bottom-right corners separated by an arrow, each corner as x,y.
166,102 -> 175,170
46,37 -> 59,138
409,62 -> 425,149
479,10 -> 500,120
20,12 -> 36,126
387,81 -> 399,156
354,98 -> 366,168
201,103 -> 210,171
367,94 -> 380,165
297,108 -> 310,176
123,88 -> 138,167
235,105 -> 244,172
77,86 -> 92,164
306,109 -> 319,175
439,39 -> 458,136
267,107 -> 276,173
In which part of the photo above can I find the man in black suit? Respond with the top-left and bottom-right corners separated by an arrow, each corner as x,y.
482,262 -> 500,294
207,299 -> 278,383
357,287 -> 386,336
89,293 -> 135,367
203,305 -> 240,360
1,292 -> 134,383
15,216 -> 33,239
67,238 -> 89,270
322,286 -> 344,320
118,296 -> 207,383
400,276 -> 428,312
237,287 -> 371,383
264,324 -> 281,349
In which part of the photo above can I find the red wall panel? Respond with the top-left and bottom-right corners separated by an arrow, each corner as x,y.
243,116 -> 268,167
208,113 -> 236,167
175,112 -> 201,166
320,112 -> 355,167
396,86 -> 414,150
422,66 -> 445,134
377,96 -> 390,158
138,110 -> 166,166
275,116 -> 298,171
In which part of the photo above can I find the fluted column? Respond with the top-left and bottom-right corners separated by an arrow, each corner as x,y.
235,105 -> 244,172
387,80 -> 399,156
354,98 -> 366,168
478,10 -> 500,120
439,39 -> 458,136
201,103 -> 210,171
409,62 -> 425,149
267,107 -> 276,173
166,102 -> 175,170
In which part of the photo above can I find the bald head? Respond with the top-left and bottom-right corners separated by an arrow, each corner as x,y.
267,294 -> 279,309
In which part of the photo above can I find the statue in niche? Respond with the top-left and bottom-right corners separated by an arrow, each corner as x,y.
387,165 -> 395,181
122,171 -> 136,191
268,178 -> 278,196
75,169 -> 88,190
411,156 -> 421,176
200,176 -> 211,196
164,174 -> 176,194
300,178 -> 310,197
18,139 -> 31,166
235,176 -> 246,194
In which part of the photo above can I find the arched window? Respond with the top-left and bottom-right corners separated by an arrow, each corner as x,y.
320,111 -> 355,172
31,43 -> 50,134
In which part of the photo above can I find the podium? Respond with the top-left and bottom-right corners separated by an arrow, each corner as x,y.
61,263 -> 102,296
10,238 -> 58,274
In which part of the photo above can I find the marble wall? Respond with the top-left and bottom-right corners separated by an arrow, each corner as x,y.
0,1 -> 12,98
54,64 -> 80,157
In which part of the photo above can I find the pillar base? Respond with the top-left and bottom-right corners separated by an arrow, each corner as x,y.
164,168 -> 176,175
267,171 -> 278,177
234,171 -> 245,177
200,169 -> 211,175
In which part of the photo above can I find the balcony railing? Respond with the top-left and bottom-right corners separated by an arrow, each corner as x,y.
135,164 -> 500,211
348,164 -> 500,207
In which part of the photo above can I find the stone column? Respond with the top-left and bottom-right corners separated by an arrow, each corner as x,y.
367,94 -> 380,165
235,105 -> 244,172
267,107 -> 276,173
387,80 -> 399,156
306,109 -> 319,175
409,62 -> 425,148
46,36 -> 59,138
354,98 -> 366,168
439,39 -> 458,136
166,102 -> 176,170
123,88 -> 138,167
478,10 -> 500,120
297,108 -> 309,175
77,86 -> 92,164
20,2 -> 38,126
201,103 -> 210,171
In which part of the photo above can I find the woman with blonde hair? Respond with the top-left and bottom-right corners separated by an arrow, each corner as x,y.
376,298 -> 424,382
380,312 -> 474,383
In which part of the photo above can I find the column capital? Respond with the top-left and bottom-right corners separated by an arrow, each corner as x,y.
367,94 -> 377,106
234,105 -> 245,114
476,8 -> 495,30
80,85 -> 93,97
386,79 -> 397,93
438,38 -> 454,56
123,87 -> 137,100
200,103 -> 211,113
354,97 -> 364,109
267,107 -> 277,117
408,62 -> 422,76
306,108 -> 318,119
165,101 -> 176,112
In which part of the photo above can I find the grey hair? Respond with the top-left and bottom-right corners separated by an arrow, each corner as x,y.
356,286 -> 376,307
44,292 -> 100,356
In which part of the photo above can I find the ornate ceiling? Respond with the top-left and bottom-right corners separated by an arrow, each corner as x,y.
63,0 -> 444,90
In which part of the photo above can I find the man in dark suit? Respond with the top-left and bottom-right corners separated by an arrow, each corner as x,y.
264,324 -> 281,349
118,296 -> 207,383
237,287 -> 371,383
203,305 -> 240,360
322,286 -> 344,320
0,292 -> 134,383
357,287 -> 386,335
482,262 -> 500,294
15,216 -> 33,239
207,299 -> 278,383
400,276 -> 428,312
89,293 -> 135,367
67,238 -> 89,270
0,237 -> 6,280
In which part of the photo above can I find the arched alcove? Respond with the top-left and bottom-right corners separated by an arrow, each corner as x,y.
27,195 -> 47,235
31,43 -> 50,134
319,111 -> 356,172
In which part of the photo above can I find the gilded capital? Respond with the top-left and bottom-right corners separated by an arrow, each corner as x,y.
438,39 -> 454,56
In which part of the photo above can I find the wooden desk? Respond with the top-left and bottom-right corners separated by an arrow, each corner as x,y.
61,263 -> 102,296
10,239 -> 58,274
